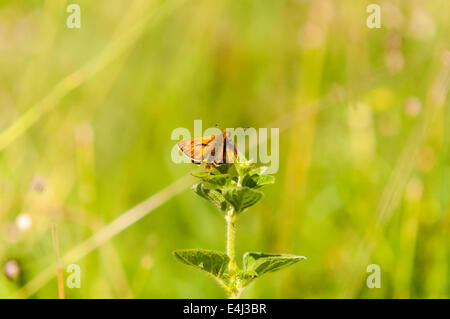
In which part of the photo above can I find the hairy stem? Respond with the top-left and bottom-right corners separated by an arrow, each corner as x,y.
226,209 -> 237,276
226,209 -> 239,299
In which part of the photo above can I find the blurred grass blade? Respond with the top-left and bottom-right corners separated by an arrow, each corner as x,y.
0,0 -> 187,152
13,173 -> 193,298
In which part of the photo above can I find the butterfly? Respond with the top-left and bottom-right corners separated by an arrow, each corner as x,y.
177,129 -> 238,169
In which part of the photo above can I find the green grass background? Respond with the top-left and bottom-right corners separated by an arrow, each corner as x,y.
0,0 -> 448,298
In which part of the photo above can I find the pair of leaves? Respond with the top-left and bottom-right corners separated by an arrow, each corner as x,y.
191,172 -> 231,187
173,249 -> 306,289
192,181 -> 265,213
193,170 -> 274,190
191,171 -> 271,213
190,155 -> 275,213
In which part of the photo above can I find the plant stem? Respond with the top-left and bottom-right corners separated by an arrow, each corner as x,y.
226,209 -> 239,299
226,209 -> 236,275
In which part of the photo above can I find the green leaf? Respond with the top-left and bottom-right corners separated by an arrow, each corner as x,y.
243,252 -> 306,277
191,171 -> 213,178
213,164 -> 233,174
236,152 -> 248,163
235,163 -> 255,177
192,183 -> 228,211
242,174 -> 275,189
234,153 -> 255,176
237,270 -> 258,281
223,186 -> 263,213
248,166 -> 269,176
173,249 -> 230,281
191,172 -> 231,187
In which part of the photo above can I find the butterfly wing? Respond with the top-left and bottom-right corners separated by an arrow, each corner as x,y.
204,133 -> 225,165
223,130 -> 238,164
177,135 -> 216,164
177,130 -> 238,166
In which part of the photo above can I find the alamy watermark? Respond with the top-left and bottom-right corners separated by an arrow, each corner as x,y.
366,264 -> 381,288
66,4 -> 81,29
366,4 -> 381,29
67,263 -> 81,288
171,120 -> 279,174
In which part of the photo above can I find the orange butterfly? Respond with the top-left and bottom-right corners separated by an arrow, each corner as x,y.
177,129 -> 238,169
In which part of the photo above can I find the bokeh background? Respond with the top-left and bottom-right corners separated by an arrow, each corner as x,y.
0,0 -> 449,298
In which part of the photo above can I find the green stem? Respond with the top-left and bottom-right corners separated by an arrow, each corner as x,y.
226,209 -> 236,276
226,176 -> 243,299
226,207 -> 240,298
